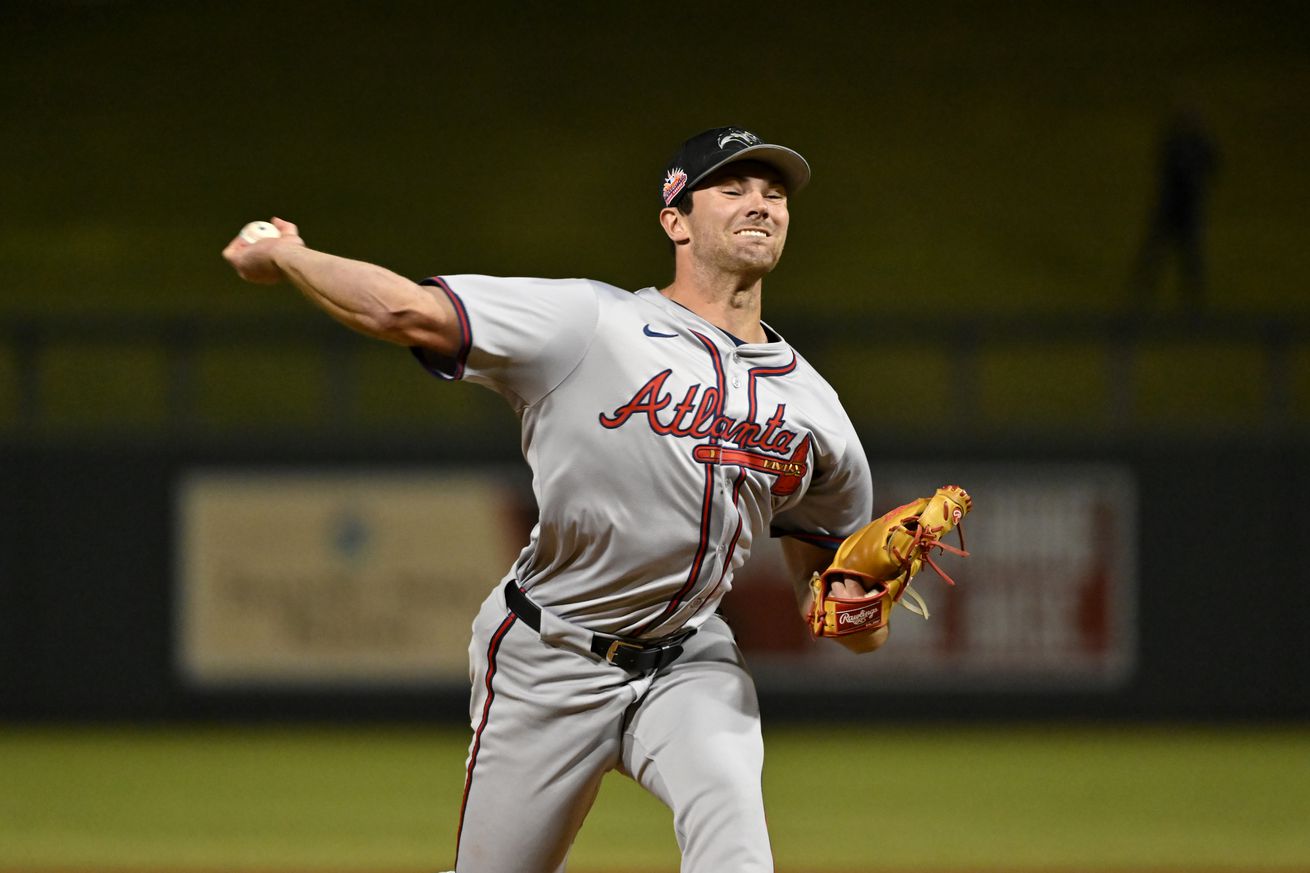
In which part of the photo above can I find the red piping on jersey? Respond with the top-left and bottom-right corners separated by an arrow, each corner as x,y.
632,332 -> 725,636
746,354 -> 797,424
419,277 -> 472,380
694,332 -> 727,424
455,611 -> 517,866
699,467 -> 747,607
702,353 -> 801,605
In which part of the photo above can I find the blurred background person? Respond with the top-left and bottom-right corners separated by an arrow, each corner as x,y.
1130,105 -> 1221,309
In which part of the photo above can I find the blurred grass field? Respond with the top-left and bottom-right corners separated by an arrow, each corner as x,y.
2,724 -> 1308,872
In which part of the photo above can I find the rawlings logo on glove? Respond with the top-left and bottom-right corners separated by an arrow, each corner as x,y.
808,485 -> 972,638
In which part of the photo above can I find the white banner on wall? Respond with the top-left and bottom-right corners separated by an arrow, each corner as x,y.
723,463 -> 1138,690
175,469 -> 525,687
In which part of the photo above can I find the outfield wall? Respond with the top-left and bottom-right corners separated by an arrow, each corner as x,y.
2,436 -> 1304,723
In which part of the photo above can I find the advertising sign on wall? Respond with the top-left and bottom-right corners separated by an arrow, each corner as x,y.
175,470 -> 525,686
177,463 -> 1136,693
723,464 -> 1138,690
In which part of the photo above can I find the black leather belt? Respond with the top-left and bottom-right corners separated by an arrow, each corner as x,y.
503,581 -> 695,673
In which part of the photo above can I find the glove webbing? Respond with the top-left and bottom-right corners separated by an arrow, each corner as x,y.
892,516 -> 970,620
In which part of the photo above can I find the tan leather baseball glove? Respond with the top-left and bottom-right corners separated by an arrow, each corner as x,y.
807,485 -> 972,638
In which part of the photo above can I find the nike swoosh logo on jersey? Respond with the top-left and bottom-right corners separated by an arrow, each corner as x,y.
643,324 -> 677,338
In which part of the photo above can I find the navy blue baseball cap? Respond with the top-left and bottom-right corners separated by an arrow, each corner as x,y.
660,126 -> 811,208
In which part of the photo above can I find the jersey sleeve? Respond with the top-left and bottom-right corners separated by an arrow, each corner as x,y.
410,275 -> 600,408
771,413 -> 873,548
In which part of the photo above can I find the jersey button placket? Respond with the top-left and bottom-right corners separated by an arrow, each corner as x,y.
714,351 -> 744,559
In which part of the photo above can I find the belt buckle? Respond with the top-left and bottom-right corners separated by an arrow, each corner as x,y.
605,638 -> 643,666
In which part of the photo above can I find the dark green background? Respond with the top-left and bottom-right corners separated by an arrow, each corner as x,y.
3,1 -> 1307,321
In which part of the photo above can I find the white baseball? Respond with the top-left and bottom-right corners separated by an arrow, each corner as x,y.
239,220 -> 282,244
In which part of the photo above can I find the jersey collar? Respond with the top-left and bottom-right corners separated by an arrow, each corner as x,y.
635,287 -> 791,358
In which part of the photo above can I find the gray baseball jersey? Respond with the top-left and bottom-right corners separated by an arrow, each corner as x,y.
414,275 -> 872,872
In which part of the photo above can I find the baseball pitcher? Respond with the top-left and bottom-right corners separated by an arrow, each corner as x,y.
222,126 -> 969,873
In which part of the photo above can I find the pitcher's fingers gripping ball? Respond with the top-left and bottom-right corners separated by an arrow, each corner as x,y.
808,485 -> 973,637
222,217 -> 303,285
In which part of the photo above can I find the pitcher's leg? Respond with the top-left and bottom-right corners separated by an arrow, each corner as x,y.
455,603 -> 629,873
620,618 -> 772,873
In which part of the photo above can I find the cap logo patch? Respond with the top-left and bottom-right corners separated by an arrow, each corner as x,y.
717,129 -> 762,149
662,167 -> 688,206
